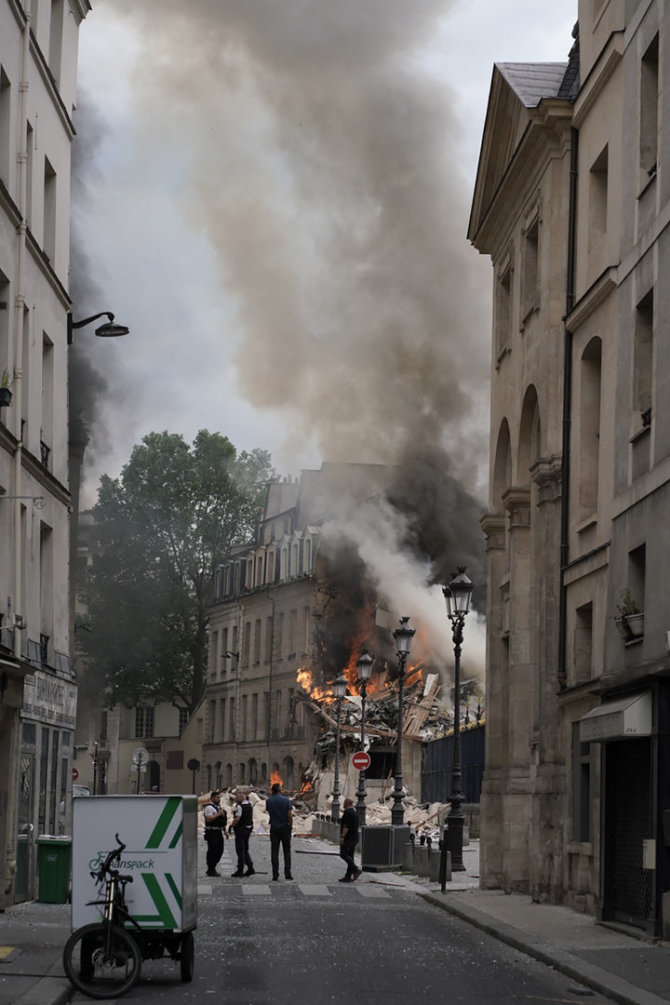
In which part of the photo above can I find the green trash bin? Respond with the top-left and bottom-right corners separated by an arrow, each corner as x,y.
37,835 -> 71,903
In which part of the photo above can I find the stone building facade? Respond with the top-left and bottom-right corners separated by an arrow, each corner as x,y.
0,0 -> 90,905
471,0 -> 670,936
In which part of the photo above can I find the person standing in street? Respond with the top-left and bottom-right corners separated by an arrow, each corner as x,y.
203,790 -> 227,877
230,789 -> 255,877
265,782 -> 293,880
339,797 -> 362,882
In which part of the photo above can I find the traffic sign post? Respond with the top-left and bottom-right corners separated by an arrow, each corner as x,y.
351,751 -> 370,772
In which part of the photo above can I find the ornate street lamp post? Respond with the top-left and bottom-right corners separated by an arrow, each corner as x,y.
355,650 -> 373,825
391,617 -> 415,826
330,673 -> 347,822
443,568 -> 473,872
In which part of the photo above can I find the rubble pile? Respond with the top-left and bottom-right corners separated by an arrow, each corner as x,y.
198,787 -> 447,841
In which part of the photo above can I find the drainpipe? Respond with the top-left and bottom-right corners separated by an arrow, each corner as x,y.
557,125 -> 579,690
11,9 -> 31,659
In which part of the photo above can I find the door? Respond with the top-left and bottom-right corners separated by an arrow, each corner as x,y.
603,738 -> 654,929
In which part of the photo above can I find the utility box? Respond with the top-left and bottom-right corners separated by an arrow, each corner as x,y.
71,795 -> 197,932
361,825 -> 410,871
37,835 -> 72,903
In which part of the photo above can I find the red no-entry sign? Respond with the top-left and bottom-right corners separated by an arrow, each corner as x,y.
72,767 -> 79,781
351,751 -> 370,771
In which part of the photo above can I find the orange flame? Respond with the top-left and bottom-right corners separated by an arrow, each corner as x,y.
270,770 -> 283,786
296,666 -> 335,703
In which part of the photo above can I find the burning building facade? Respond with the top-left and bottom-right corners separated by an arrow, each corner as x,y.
201,462 -> 445,805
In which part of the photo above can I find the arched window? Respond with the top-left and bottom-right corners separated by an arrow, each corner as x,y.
225,763 -> 233,787
283,756 -> 295,790
249,758 -> 258,785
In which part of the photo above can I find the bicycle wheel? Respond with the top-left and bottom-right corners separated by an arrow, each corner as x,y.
63,922 -> 141,1000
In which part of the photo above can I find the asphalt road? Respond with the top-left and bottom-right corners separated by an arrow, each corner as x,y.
89,834 -> 616,1005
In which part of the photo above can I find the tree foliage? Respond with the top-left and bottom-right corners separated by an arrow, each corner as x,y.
80,430 -> 273,713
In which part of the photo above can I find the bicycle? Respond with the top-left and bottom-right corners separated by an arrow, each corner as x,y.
62,833 -> 142,999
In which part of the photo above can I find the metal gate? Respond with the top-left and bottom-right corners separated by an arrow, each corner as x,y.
604,738 -> 653,929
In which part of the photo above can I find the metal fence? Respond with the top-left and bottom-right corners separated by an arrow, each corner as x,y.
420,724 -> 485,805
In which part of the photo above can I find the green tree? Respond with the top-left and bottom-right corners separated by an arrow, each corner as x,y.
81,430 -> 273,713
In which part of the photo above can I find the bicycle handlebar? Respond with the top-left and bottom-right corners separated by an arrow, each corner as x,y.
91,833 -> 127,883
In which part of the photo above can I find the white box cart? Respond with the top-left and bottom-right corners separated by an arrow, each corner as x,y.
71,795 -> 198,983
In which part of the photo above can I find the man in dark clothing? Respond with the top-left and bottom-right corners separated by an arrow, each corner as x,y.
203,790 -> 227,877
339,797 -> 362,882
266,782 -> 293,881
230,789 -> 255,877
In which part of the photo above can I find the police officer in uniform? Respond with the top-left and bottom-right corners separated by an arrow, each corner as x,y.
203,790 -> 227,877
230,789 -> 255,877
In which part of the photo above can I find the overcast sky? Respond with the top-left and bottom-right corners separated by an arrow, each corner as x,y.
73,0 -> 576,507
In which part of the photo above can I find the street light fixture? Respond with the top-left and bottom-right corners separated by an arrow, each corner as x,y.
443,567 -> 473,873
330,673 -> 347,822
67,311 -> 130,345
391,617 -> 415,826
355,650 -> 373,825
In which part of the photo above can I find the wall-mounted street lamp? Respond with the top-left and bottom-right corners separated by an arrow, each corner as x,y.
391,617 -> 415,826
442,567 -> 473,874
67,311 -> 130,345
330,673 -> 347,823
355,650 -> 373,825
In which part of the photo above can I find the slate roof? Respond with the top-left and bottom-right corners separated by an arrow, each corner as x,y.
496,62 -> 569,108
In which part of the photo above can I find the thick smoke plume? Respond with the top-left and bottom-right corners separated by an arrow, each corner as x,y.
91,0 -> 490,475
77,1 -> 491,670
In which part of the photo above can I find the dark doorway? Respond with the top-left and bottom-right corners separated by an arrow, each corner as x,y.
603,738 -> 653,930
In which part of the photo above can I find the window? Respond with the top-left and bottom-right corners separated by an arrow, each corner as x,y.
579,338 -> 602,517
208,700 -> 216,742
49,1 -> 65,85
572,722 -> 591,842
229,697 -> 235,740
41,334 -> 54,468
573,603 -> 593,684
277,612 -> 284,659
634,289 -> 653,425
639,34 -> 659,184
241,695 -> 248,741
288,609 -> 297,657
0,68 -> 10,186
588,145 -> 608,246
274,689 -> 282,738
178,708 -> 189,733
495,259 -> 512,360
135,706 -> 155,739
265,617 -> 273,663
39,522 -> 53,643
253,619 -> 261,664
43,156 -> 56,263
521,214 -> 539,321
243,621 -> 251,666
252,693 -> 259,739
628,544 -> 646,615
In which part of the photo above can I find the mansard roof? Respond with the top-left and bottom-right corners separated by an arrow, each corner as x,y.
496,62 -> 568,108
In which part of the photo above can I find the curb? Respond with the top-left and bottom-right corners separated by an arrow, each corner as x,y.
420,892 -> 669,1005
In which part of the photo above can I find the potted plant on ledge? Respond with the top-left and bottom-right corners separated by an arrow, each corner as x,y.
0,368 -> 12,407
614,588 -> 644,642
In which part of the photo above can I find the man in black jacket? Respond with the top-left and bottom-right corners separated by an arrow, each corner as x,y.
203,790 -> 227,877
339,797 -> 362,882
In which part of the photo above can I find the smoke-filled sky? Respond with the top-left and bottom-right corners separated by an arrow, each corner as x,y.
72,0 -> 575,506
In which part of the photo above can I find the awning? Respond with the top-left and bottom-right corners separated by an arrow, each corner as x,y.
579,691 -> 652,742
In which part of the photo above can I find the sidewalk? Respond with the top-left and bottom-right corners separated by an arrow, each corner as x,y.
2,836 -> 670,1005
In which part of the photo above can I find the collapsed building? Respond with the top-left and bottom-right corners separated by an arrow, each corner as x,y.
201,462 -> 485,812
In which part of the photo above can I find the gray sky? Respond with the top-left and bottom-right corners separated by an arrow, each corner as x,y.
73,0 -> 575,506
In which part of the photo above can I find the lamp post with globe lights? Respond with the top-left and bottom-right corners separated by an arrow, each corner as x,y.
330,673 -> 348,822
391,617 -> 415,826
355,650 -> 373,825
443,568 -> 473,872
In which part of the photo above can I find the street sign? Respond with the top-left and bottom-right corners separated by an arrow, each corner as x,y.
351,751 -> 370,771
72,767 -> 79,781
